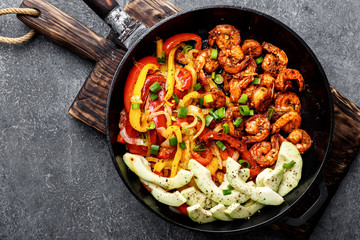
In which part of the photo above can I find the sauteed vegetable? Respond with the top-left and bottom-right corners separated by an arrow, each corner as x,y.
118,24 -> 312,223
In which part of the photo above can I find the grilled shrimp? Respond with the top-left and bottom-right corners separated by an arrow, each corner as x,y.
261,42 -> 288,77
242,39 -> 262,57
195,48 -> 220,73
272,92 -> 301,120
232,56 -> 257,79
276,69 -> 305,92
228,76 -> 254,102
208,24 -> 241,49
202,88 -> 226,109
250,134 -> 280,167
271,111 -> 301,134
225,107 -> 245,138
242,114 -> 271,143
287,129 -> 312,154
218,45 -> 245,74
250,74 -> 275,112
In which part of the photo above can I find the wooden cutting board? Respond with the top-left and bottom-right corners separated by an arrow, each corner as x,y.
17,0 -> 360,238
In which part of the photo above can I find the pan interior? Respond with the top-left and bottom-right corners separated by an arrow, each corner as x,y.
107,6 -> 333,232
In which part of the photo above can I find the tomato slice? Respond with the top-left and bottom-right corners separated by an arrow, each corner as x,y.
163,33 -> 202,57
124,56 -> 160,113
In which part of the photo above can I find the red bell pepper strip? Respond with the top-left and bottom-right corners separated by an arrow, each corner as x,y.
175,66 -> 192,91
191,147 -> 213,166
175,203 -> 189,216
200,131 -> 261,179
163,33 -> 202,57
157,147 -> 177,159
123,56 -> 160,113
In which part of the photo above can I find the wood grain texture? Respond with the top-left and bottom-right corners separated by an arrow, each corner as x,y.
124,0 -> 182,27
83,0 -> 119,19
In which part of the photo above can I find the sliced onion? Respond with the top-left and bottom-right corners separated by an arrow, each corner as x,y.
120,128 -> 147,146
231,151 -> 240,161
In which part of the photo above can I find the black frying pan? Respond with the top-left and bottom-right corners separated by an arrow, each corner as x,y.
106,6 -> 334,232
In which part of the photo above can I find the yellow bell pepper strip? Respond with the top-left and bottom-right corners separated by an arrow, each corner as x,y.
166,125 -> 183,178
164,43 -> 186,105
206,157 -> 219,176
179,91 -> 200,107
153,159 -> 173,173
129,63 -> 160,132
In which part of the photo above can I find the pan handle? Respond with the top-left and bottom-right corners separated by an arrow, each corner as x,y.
82,0 -> 147,50
17,0 -> 123,62
282,179 -> 328,227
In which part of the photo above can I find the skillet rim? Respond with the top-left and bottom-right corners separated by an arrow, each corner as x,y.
106,4 -> 334,233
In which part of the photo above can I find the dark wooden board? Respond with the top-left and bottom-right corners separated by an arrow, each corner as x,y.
18,0 -> 360,238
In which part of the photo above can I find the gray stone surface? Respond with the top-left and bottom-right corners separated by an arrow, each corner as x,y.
0,0 -> 359,239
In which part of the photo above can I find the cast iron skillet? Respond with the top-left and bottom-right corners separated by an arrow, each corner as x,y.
106,6 -> 334,232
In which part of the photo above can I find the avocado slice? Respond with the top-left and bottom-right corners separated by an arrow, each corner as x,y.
180,187 -> 215,209
210,204 -> 233,221
123,153 -> 193,189
188,159 -> 244,205
275,142 -> 303,196
141,179 -> 186,207
225,201 -> 264,219
187,204 -> 217,223
226,158 -> 284,205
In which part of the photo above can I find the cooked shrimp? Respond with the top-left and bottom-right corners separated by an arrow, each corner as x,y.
218,45 -> 245,74
232,56 -> 257,79
225,107 -> 244,138
276,69 -> 305,92
250,74 -> 275,112
195,48 -> 220,73
242,114 -> 271,143
272,92 -> 301,120
287,129 -> 312,154
202,88 -> 226,109
228,76 -> 254,102
261,42 -> 288,77
250,134 -> 280,167
242,39 -> 262,57
271,111 -> 301,134
208,24 -> 241,49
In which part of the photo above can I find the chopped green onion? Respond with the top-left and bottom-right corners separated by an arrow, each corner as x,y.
252,77 -> 261,84
150,93 -> 158,101
147,121 -> 155,130
233,117 -> 243,127
214,74 -> 224,84
228,185 -> 234,190
255,56 -> 264,64
150,144 -> 160,155
149,82 -> 161,93
157,51 -> 166,64
197,116 -> 202,121
216,140 -> 226,151
173,93 -> 179,104
179,142 -> 187,149
209,109 -> 220,121
131,103 -> 141,109
199,97 -> 204,108
211,71 -> 216,79
249,109 -> 254,116
238,94 -> 248,104
283,160 -> 295,169
239,105 -> 250,116
266,108 -> 274,120
215,107 -> 226,119
169,137 -> 178,146
171,116 -> 177,121
204,94 -> 214,103
222,189 -> 232,195
205,115 -> 214,127
184,45 -> 193,54
181,128 -> 190,134
193,83 -> 202,91
210,49 -> 218,60
177,106 -> 188,118
223,123 -> 229,134
238,159 -> 250,168
193,144 -> 207,152
141,133 -> 147,143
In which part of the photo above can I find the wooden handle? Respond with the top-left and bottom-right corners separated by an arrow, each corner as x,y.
83,0 -> 119,19
17,0 -> 121,62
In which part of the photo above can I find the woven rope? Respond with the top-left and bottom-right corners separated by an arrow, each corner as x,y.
0,8 -> 40,44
